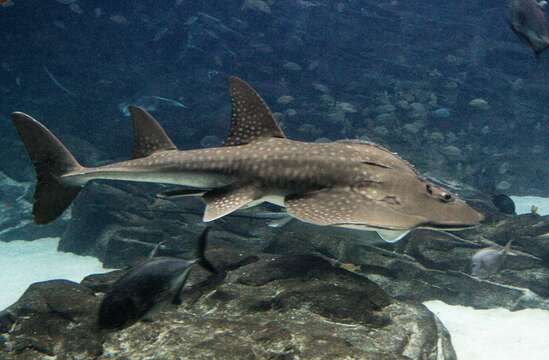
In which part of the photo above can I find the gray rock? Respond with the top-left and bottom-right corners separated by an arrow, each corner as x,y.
0,280 -> 103,359
0,250 -> 456,359
268,215 -> 549,311
101,253 -> 456,359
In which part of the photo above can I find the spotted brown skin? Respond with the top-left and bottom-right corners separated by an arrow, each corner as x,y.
11,77 -> 483,241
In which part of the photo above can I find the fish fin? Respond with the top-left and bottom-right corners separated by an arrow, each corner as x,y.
157,188 -> 208,199
171,267 -> 193,306
11,112 -> 83,224
172,228 -> 218,305
503,239 -> 513,254
224,76 -> 286,146
148,241 -> 166,259
202,184 -> 262,221
285,187 -> 423,229
195,227 -> 218,274
128,106 -> 177,159
141,301 -> 165,322
375,229 -> 410,243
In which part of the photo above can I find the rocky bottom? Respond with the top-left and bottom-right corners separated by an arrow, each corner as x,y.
0,248 -> 455,360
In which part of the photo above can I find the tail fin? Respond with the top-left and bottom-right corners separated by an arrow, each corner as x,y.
195,227 -> 217,274
11,112 -> 83,224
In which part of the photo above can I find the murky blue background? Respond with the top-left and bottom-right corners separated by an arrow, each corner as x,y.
0,0 -> 548,194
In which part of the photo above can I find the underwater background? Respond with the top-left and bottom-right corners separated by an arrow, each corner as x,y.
1,0 -> 549,194
2,1 -> 549,359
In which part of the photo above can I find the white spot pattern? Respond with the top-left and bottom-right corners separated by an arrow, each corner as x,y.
203,184 -> 260,221
224,77 -> 285,146
129,106 -> 176,159
284,186 -> 417,229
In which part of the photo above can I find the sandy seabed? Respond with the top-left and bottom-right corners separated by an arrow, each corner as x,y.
424,300 -> 549,360
511,195 -> 549,215
0,237 -> 110,310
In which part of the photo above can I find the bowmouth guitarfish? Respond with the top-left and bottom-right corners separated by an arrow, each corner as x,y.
11,77 -> 483,242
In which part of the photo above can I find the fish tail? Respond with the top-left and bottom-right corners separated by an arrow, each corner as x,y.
195,227 -> 218,274
11,112 -> 84,224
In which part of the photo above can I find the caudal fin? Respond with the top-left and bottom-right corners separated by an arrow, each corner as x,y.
11,112 -> 83,224
195,227 -> 217,274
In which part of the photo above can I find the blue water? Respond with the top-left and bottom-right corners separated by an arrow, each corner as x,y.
2,2 -> 549,358
0,1 -> 547,195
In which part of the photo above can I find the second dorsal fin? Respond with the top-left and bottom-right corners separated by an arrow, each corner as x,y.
224,76 -> 286,146
128,106 -> 177,159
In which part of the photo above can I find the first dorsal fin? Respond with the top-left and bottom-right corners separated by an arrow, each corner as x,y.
224,76 -> 286,146
128,106 -> 177,159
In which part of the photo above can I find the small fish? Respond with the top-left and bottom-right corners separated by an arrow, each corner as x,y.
207,70 -> 220,80
69,2 -> 83,14
432,108 -> 451,119
491,194 -> 516,215
200,135 -> 223,148
242,0 -> 271,14
118,95 -> 186,116
339,262 -> 361,273
110,14 -> 129,25
196,12 -> 244,39
152,27 -> 169,42
43,66 -> 76,97
152,96 -> 187,108
97,228 -> 217,330
471,240 -> 513,278
507,0 -> 549,58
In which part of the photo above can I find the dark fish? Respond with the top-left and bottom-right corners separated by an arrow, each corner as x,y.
97,228 -> 216,330
507,0 -> 549,58
491,194 -> 516,215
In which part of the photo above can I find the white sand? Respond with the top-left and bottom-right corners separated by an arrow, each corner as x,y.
425,300 -> 549,360
0,237 -> 111,310
511,196 -> 549,216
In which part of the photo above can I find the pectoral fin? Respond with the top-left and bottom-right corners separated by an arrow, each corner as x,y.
285,187 -> 423,234
202,185 -> 262,222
